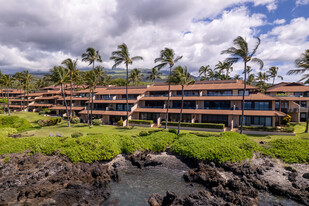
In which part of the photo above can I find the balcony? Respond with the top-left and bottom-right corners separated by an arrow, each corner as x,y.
199,107 -> 231,110
142,106 -> 164,109
171,94 -> 200,97
202,94 -> 249,96
144,94 -> 168,97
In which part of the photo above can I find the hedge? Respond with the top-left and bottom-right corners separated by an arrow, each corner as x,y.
129,119 -> 153,125
242,126 -> 294,133
0,116 -> 31,131
161,121 -> 225,129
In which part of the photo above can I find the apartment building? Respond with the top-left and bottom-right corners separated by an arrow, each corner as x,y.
266,82 -> 309,122
1,80 -> 294,128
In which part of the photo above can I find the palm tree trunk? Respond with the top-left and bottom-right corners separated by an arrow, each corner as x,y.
90,88 -> 94,126
165,65 -> 172,129
20,87 -> 23,111
178,85 -> 184,135
2,88 -> 5,114
61,84 -> 70,127
87,91 -> 91,125
27,84 -> 29,112
305,107 -> 309,133
70,76 -> 73,121
240,61 -> 247,134
273,77 -> 275,85
126,63 -> 129,127
7,87 -> 10,116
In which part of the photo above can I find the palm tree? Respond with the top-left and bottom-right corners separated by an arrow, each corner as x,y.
247,74 -> 255,86
169,66 -> 195,134
35,77 -> 51,90
22,71 -> 34,112
153,48 -> 182,129
0,74 -> 14,116
13,72 -> 24,111
84,70 -> 99,126
48,66 -> 70,127
256,72 -> 269,92
215,61 -> 233,79
199,65 -> 211,81
233,74 -> 242,80
110,43 -> 143,126
82,48 -> 103,70
267,66 -> 283,85
129,68 -> 144,85
222,36 -> 263,134
0,70 -> 5,114
62,58 -> 78,122
146,68 -> 162,82
287,49 -> 309,132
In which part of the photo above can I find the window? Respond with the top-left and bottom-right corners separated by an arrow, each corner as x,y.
254,102 -> 270,110
275,101 -> 280,110
238,90 -> 249,96
281,101 -> 288,109
304,92 -> 309,97
122,94 -> 138,99
241,116 -> 272,127
176,90 -> 199,96
208,90 -> 232,96
301,113 -> 307,122
173,101 -> 195,109
294,92 -> 302,97
116,104 -> 133,111
202,115 -> 228,125
204,101 -> 230,109
169,114 -> 191,122
301,101 -> 307,108
145,100 -> 164,108
139,113 -> 160,123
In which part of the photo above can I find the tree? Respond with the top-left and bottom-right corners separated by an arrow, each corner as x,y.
35,77 -> 51,90
48,66 -> 70,127
146,68 -> 162,82
22,71 -> 34,112
287,49 -> 309,133
62,58 -> 78,124
247,74 -> 255,86
13,72 -> 24,111
256,72 -> 268,92
267,66 -> 283,85
110,43 -> 143,126
233,74 -> 242,80
0,70 -> 5,114
84,70 -> 99,126
82,48 -> 103,70
199,65 -> 211,81
129,68 -> 144,85
222,36 -> 263,134
110,78 -> 126,86
169,66 -> 195,134
0,74 -> 14,116
153,48 -> 182,129
215,61 -> 234,79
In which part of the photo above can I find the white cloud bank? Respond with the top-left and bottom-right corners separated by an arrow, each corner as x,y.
0,0 -> 307,83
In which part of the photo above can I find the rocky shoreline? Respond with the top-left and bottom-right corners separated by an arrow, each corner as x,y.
1,152 -> 309,205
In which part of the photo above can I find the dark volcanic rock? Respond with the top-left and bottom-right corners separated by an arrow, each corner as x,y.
127,152 -> 162,168
0,153 -> 116,205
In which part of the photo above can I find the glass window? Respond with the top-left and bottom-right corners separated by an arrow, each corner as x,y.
204,101 -> 230,109
238,90 -> 249,96
304,92 -> 309,97
173,101 -> 195,109
202,115 -> 228,125
301,101 -> 307,108
176,90 -> 199,96
281,101 -> 288,109
208,90 -> 232,96
275,101 -> 280,110
294,92 -> 302,97
116,104 -> 133,111
240,116 -> 272,126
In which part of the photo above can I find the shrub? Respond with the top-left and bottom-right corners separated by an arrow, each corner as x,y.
129,119 -> 153,125
161,121 -> 225,129
4,157 -> 10,164
283,115 -> 291,125
168,128 -> 177,134
37,117 -> 62,127
87,133 -> 103,136
39,108 -> 51,115
71,132 -> 83,138
92,119 -> 102,126
71,117 -> 80,124
117,119 -> 123,126
0,110 -> 3,114
0,116 -> 31,131
189,132 -> 221,137
242,126 -> 294,133
139,131 -> 149,136
267,138 -> 309,163
171,132 -> 261,163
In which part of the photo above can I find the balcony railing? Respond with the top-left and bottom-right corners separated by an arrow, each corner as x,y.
171,94 -> 200,97
141,106 -> 164,109
144,94 -> 168,97
202,94 -> 249,96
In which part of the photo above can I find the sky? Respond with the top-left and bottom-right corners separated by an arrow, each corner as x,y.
0,0 -> 309,83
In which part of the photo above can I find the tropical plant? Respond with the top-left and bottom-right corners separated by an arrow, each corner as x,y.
222,36 -> 263,134
247,74 -> 255,86
13,72 -> 24,111
82,47 -> 103,70
48,66 -> 70,127
21,71 -> 34,112
256,72 -> 269,92
110,43 -> 143,126
169,66 -> 195,134
146,68 -> 162,82
129,68 -> 144,85
267,66 -> 283,85
215,61 -> 233,79
61,58 -> 78,123
153,48 -> 182,129
0,74 -> 14,116
287,49 -> 309,132
0,70 -> 4,114
199,65 -> 211,81
233,74 -> 242,80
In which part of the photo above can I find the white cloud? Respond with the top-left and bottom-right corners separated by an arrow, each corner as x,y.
273,19 -> 286,25
296,0 -> 309,6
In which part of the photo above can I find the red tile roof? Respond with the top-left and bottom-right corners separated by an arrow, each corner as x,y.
28,103 -> 54,107
50,106 -> 85,110
267,85 -> 309,92
90,99 -> 138,104
78,110 -> 130,116
96,88 -> 147,95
